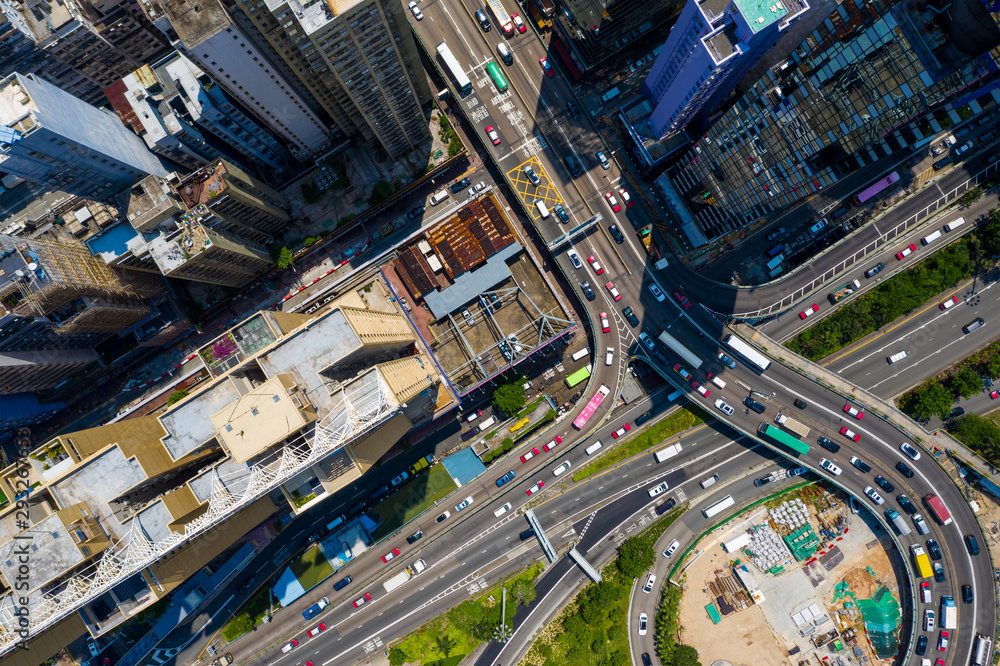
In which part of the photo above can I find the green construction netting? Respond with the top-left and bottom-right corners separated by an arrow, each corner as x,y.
783,525 -> 821,561
705,603 -> 722,624
834,580 -> 900,659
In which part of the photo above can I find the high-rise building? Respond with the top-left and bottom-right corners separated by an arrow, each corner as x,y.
0,73 -> 172,199
659,0 -> 1000,239
643,0 -> 808,139
141,0 -> 335,159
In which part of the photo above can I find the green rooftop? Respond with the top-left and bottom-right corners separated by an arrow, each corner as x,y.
733,0 -> 788,32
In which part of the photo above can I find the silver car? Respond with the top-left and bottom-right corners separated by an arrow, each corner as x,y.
714,399 -> 734,416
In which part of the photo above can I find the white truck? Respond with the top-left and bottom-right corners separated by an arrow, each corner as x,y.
654,443 -> 682,463
774,413 -> 810,439
940,596 -> 957,629
382,559 -> 426,593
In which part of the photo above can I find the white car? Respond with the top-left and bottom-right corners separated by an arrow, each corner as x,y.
526,482 -> 543,495
407,0 -> 423,19
647,482 -> 668,497
819,458 -> 842,475
468,181 -> 486,196
455,495 -> 474,511
605,347 -> 614,366
900,442 -> 921,461
567,249 -> 582,269
638,613 -> 648,635
648,283 -> 666,302
714,399 -> 734,415
863,486 -> 884,505
954,141 -> 973,156
642,573 -> 656,593
553,461 -> 571,477
493,502 -> 512,517
638,332 -> 655,350
663,539 -> 680,557
924,608 -> 935,632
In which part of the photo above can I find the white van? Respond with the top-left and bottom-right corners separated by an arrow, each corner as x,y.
921,230 -> 942,245
944,217 -> 966,232
535,199 -> 550,219
887,350 -> 908,364
429,190 -> 450,206
700,473 -> 720,489
496,42 -> 513,66
570,349 -> 589,362
654,258 -> 668,270
478,415 -> 496,430
585,440 -> 603,455
710,376 -> 727,390
493,502 -> 512,517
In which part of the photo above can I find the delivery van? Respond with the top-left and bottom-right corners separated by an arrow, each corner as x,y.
535,200 -> 550,219
429,190 -> 450,205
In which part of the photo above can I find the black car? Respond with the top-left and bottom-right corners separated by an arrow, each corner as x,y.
874,475 -> 894,493
655,498 -> 676,515
622,306 -> 639,327
407,205 -> 425,219
641,653 -> 653,666
850,456 -> 871,473
581,281 -> 596,301
635,410 -> 652,426
926,539 -> 942,560
609,224 -> 626,244
519,528 -> 535,541
864,262 -> 884,278
948,407 -> 966,420
766,227 -> 785,242
817,436 -> 840,453
436,511 -> 450,523
965,533 -> 980,556
962,584 -> 974,604
933,562 -> 945,583
895,461 -> 914,478
566,100 -> 581,119
897,494 -> 916,515
238,578 -> 253,594
793,398 -> 807,409
915,635 -> 927,655
743,397 -> 766,414
450,177 -> 471,193
406,530 -> 423,544
333,575 -> 352,591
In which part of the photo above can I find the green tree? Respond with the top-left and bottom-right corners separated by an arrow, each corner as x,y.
387,646 -> 406,666
435,633 -> 456,657
980,208 -> 1000,258
907,381 -> 954,420
671,644 -> 703,666
492,382 -> 525,416
986,353 -> 1000,378
948,367 -> 981,399
960,187 -> 983,207
949,414 -> 1000,462
616,536 -> 656,578
166,390 -> 189,406
275,246 -> 294,270
369,180 -> 398,205
510,578 -> 536,607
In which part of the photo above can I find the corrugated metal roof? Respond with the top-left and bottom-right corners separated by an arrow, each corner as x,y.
424,242 -> 521,319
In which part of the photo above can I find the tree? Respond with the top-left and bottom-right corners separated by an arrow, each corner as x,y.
980,208 -> 1000,258
986,353 -> 1000,378
492,382 -> 526,416
960,186 -> 983,207
908,381 -> 954,420
948,367 -> 981,400
387,646 -> 406,666
671,644 -> 703,666
166,390 -> 189,406
616,536 -> 656,578
510,578 -> 536,607
368,180 -> 397,205
950,414 -> 1000,463
275,246 -> 294,270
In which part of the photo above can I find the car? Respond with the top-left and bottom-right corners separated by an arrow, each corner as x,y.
635,410 -> 652,426
526,481 -> 544,495
408,1 -> 423,19
308,623 -> 327,637
450,177 -> 471,193
718,352 -> 737,369
642,573 -> 656,593
864,262 -> 885,278
767,227 -> 786,242
743,397 -> 766,413
641,653 -> 653,666
553,461 -> 571,477
87,638 -> 100,657
663,539 -> 680,557
543,437 -> 562,452
920,581 -> 932,603
864,486 -> 884,505
809,219 -> 826,234
406,530 -> 423,545
840,426 -> 860,441
648,482 -> 668,497
568,249 -> 583,269
639,332 -> 655,350
461,306 -> 475,326
382,547 -> 400,562
588,255 -> 604,274
390,471 -> 409,486
597,151 -> 611,169
539,57 -> 554,76
933,561 -> 945,582
566,100 -> 581,119
638,613 -> 648,635
238,577 -> 254,594
600,312 -> 610,332
939,296 -> 958,310
281,640 -> 298,654
493,502 -> 512,517
436,510 -> 450,523
896,243 -> 916,260
609,224 -> 625,244
618,187 -> 634,207
954,140 -> 973,155
581,281 -> 595,301
896,461 -> 915,478
962,584 -> 973,604
819,458 -> 842,475
937,631 -> 949,651
695,384 -> 710,397
407,205 -> 425,219
673,364 -> 691,380
648,283 -> 666,302
604,192 -> 621,212
992,390 -> 999,399
553,202 -> 570,222
715,399 -> 734,415
787,467 -> 808,476
629,57 -> 646,71
843,404 -> 864,419
754,473 -> 776,487
511,12 -> 526,32
965,533 -> 980,555
613,424 -> 631,439
818,436 -> 840,453
455,495 -> 474,511
352,593 -> 371,607
925,609 -> 936,631
495,470 -> 516,487
874,475 -> 894,493
333,575 -> 352,590
519,528 -> 535,541
916,635 -> 928,655
897,494 -> 916,514
498,339 -> 512,361
623,307 -> 639,327
900,442 -> 921,460
793,398 -> 808,409
605,281 -> 621,301
520,447 -> 540,462
484,125 -> 501,146
799,304 -> 819,319
925,539 -> 942,560
605,346 -> 614,366
673,290 -> 692,309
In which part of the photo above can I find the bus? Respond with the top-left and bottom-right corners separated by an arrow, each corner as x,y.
573,384 -> 610,429
703,495 -> 735,519
758,422 -> 810,456
722,334 -> 771,374
436,42 -> 472,96
485,0 -> 515,37
852,171 -> 900,204
973,634 -> 992,666
666,388 -> 683,402
486,61 -> 508,93
657,330 -> 703,369
565,366 -> 590,388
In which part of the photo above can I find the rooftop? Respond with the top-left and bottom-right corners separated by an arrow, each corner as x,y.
119,175 -> 185,232
705,26 -> 740,63
145,0 -> 233,49
146,219 -> 211,274
160,379 -> 240,461
177,160 -> 230,209
51,447 -> 149,539
733,0 -> 787,32
0,513 -> 82,596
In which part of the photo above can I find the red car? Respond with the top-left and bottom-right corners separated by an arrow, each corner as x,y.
799,304 -> 818,319
673,290 -> 692,309
382,547 -> 400,562
308,623 -> 327,637
353,593 -> 371,607
840,426 -> 860,442
484,125 -> 501,146
520,447 -> 540,462
612,423 -> 631,439
539,57 -> 554,77
991,390 -> 999,399
843,404 -> 863,419
618,187 -> 634,207
605,281 -> 622,301
939,296 -> 958,310
896,243 -> 916,260
526,481 -> 544,495
605,192 -> 621,212
511,12 -> 526,32
588,255 -> 604,274
543,436 -> 562,451
600,312 -> 610,333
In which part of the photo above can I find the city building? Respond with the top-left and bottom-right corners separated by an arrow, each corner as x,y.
0,392 -> 66,445
0,284 -> 457,663
0,73 -> 172,200
643,0 -> 809,140
658,0 -> 1000,240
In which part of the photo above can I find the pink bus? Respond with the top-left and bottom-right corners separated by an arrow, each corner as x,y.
853,171 -> 899,204
573,384 -> 611,430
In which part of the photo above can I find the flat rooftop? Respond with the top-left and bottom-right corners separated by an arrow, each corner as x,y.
147,0 -> 232,49
160,379 -> 240,460
211,376 -> 314,463
734,0 -> 787,32
0,513 -> 82,595
118,175 -> 184,232
51,447 -> 149,539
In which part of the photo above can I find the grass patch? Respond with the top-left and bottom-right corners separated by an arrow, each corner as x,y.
221,587 -> 283,642
370,465 -> 458,540
289,544 -> 335,591
389,563 -> 544,665
572,406 -> 707,482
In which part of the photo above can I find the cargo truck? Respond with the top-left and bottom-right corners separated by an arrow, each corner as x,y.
409,454 -> 434,475
600,87 -> 621,104
940,595 -> 957,629
885,507 -> 911,536
910,544 -> 932,578
301,596 -> 329,620
923,493 -> 953,525
654,443 -> 682,463
828,279 -> 861,304
382,559 -> 426,593
774,413 -> 810,439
